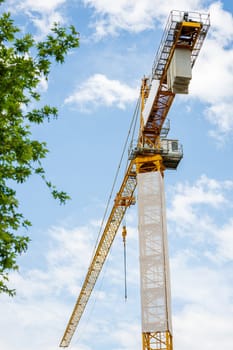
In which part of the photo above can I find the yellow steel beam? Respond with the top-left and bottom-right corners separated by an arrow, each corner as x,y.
142,331 -> 173,350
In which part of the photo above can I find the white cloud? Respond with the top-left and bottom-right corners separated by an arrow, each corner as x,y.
190,2 -> 233,139
171,252 -> 233,350
6,225 -> 97,300
167,175 -> 232,238
167,174 -> 233,265
20,0 -> 66,13
213,218 -> 233,261
173,301 -> 233,350
207,1 -> 233,47
206,101 -> 233,135
191,40 -> 233,104
8,0 -> 67,37
171,252 -> 232,307
38,75 -> 49,92
47,225 -> 99,294
0,223 -> 99,350
112,322 -> 141,350
82,0 -> 203,38
0,296 -> 65,350
65,74 -> 138,111
167,174 -> 233,350
30,11 -> 65,39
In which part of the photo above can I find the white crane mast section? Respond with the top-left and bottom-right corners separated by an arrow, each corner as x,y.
137,172 -> 172,333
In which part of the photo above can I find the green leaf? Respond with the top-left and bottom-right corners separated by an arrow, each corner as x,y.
0,9 -> 78,296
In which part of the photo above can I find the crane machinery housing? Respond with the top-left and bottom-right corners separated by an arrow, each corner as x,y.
60,10 -> 210,350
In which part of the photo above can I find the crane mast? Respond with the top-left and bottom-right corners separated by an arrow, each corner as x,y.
60,10 -> 210,349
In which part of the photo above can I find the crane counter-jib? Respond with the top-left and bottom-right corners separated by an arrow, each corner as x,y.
59,9 -> 210,350
141,10 -> 210,144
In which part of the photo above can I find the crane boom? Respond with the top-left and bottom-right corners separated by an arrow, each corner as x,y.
60,160 -> 137,347
60,10 -> 210,349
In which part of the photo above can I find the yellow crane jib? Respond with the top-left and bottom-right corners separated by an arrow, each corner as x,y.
59,10 -> 210,349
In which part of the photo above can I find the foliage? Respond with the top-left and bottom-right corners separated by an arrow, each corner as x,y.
0,5 -> 79,296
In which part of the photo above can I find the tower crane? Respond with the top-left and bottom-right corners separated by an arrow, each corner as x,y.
60,10 -> 210,350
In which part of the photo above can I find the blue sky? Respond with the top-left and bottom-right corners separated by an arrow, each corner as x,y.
1,1 -> 233,350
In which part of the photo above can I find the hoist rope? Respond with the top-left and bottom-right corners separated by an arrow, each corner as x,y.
123,237 -> 127,301
90,95 -> 140,260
